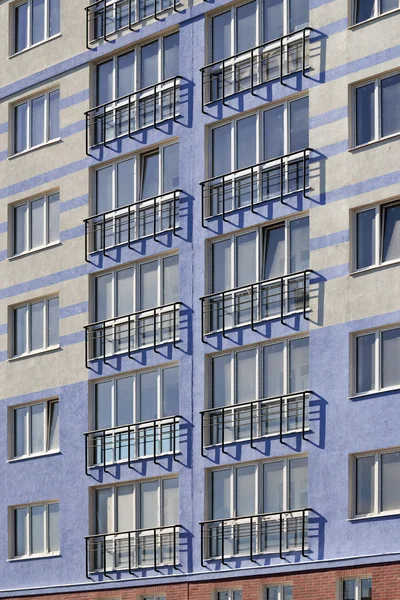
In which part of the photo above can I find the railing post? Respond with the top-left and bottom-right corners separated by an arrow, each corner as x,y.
302,509 -> 307,557
153,195 -> 158,242
303,270 -> 308,320
201,412 -> 205,457
85,433 -> 89,475
85,327 -> 89,369
154,528 -> 158,572
302,391 -> 307,441
280,36 -> 284,85
280,155 -> 285,204
222,60 -> 226,105
173,189 -> 178,236
303,149 -> 308,199
128,425 -> 132,468
173,417 -> 177,461
280,277 -> 285,325
250,516 -> 254,562
153,84 -> 158,129
153,308 -> 160,354
250,48 -> 255,96
279,395 -> 283,443
128,531 -> 133,574
85,7 -> 90,49
128,204 -> 132,250
85,112 -> 90,156
221,292 -> 226,338
173,77 -> 177,122
221,520 -> 225,565
201,298 -> 205,343
279,512 -> 283,558
128,0 -> 134,30
102,213 -> 106,257
200,523 -> 204,567
250,402 -> 254,449
222,174 -> 226,222
250,283 -> 255,332
250,165 -> 255,213
153,420 -> 158,464
84,220 -> 89,262
201,69 -> 206,114
103,534 -> 108,577
221,408 -> 226,454
173,303 -> 178,349
302,28 -> 307,78
103,430 -> 110,474
85,537 -> 90,579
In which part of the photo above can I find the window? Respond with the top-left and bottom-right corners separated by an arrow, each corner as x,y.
12,192 -> 60,256
354,201 -> 400,270
13,89 -> 60,154
12,399 -> 59,459
353,449 -> 400,517
265,586 -> 293,600
209,98 -> 309,214
354,326 -> 400,394
341,578 -> 372,600
216,592 -> 242,600
91,366 -> 179,465
13,297 -> 59,357
11,502 -> 59,558
14,0 -> 60,54
354,72 -> 400,146
354,0 -> 398,24
142,597 -> 166,600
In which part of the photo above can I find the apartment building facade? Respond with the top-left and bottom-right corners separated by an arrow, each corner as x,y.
0,0 -> 399,598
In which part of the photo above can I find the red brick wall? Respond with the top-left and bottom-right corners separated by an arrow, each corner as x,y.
12,563 -> 400,600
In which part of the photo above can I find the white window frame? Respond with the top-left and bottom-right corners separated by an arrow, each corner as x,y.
13,0 -> 60,55
12,296 -> 60,358
353,72 -> 400,147
214,590 -> 243,600
10,501 -> 60,559
264,585 -> 293,600
339,576 -> 372,600
11,191 -> 60,257
351,448 -> 400,517
13,89 -> 60,155
10,398 -> 59,460
353,324 -> 400,395
352,0 -> 399,25
353,200 -> 400,271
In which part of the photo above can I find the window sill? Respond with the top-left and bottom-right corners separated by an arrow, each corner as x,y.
7,450 -> 61,464
348,8 -> 400,30
8,552 -> 60,562
349,386 -> 400,400
9,138 -> 62,160
8,345 -> 61,362
349,259 -> 400,277
8,241 -> 62,261
349,132 -> 400,153
9,34 -> 62,59
204,428 -> 311,449
348,511 -> 400,522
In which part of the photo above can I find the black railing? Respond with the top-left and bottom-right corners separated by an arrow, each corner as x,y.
200,391 -> 310,455
85,76 -> 181,155
85,524 -> 182,577
201,149 -> 312,224
84,190 -> 182,260
200,270 -> 312,340
200,508 -> 310,565
85,0 -> 181,48
200,27 -> 312,110
84,302 -> 181,367
85,415 -> 182,473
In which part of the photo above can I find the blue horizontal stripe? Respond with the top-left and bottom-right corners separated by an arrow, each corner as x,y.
60,120 -> 86,138
1,380 -> 86,405
310,230 -> 350,251
60,194 -> 88,213
0,122 -> 8,135
319,17 -> 348,37
60,224 -> 85,242
325,170 -> 400,204
0,250 -> 8,263
60,330 -> 86,346
0,221 -> 7,234
60,301 -> 88,319
310,0 -> 337,7
0,150 -> 8,161
60,89 -> 89,110
319,263 -> 350,280
310,106 -> 348,129
319,139 -> 349,158
0,323 -> 7,335
0,264 -> 91,300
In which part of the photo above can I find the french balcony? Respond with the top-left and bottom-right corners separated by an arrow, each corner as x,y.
84,302 -> 181,367
200,391 -> 311,455
85,415 -> 182,473
200,28 -> 312,110
200,270 -> 312,340
84,189 -> 182,260
200,508 -> 310,565
85,524 -> 182,577
85,76 -> 181,155
85,0 -> 181,48
201,148 -> 312,225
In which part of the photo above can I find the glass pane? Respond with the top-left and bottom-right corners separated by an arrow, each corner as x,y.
236,232 -> 257,286
117,485 -> 134,531
163,478 -> 179,525
264,105 -> 284,160
236,1 -> 256,53
290,217 -> 309,273
163,143 -> 179,192
95,273 -> 113,321
356,83 -> 375,145
355,0 -> 374,22
263,343 -> 284,398
163,33 -> 179,79
342,581 -> 356,600
381,74 -> 400,137
49,0 -> 60,36
356,333 -> 375,393
48,401 -> 59,451
140,480 -> 159,528
382,203 -> 400,262
236,349 -> 257,403
97,60 -> 114,105
266,588 -> 279,600
289,0 -> 309,32
263,461 -> 283,512
236,115 -> 257,169
212,124 -> 231,176
31,197 -> 45,248
236,465 -> 256,516
381,451 -> 400,512
48,297 -> 59,347
283,586 -> 293,600
14,306 -> 27,356
163,255 -> 179,303
15,2 -> 28,52
263,225 -> 285,279
212,239 -> 231,292
32,0 -> 45,45
263,0 -> 283,42
361,578 -> 372,600
117,51 -> 135,98
14,508 -> 27,557
48,503 -> 60,552
141,153 -> 159,199
356,209 -> 375,269
14,204 -> 28,254
116,376 -> 134,425
30,301 -> 44,351
31,95 -> 45,147
31,505 -> 45,554
290,97 -> 309,152
212,355 -> 232,408
15,103 -> 28,153
233,592 -> 243,600
96,165 -> 114,213
289,457 -> 308,509
382,328 -> 400,388
14,407 -> 27,458
212,11 -> 231,62
163,366 -> 179,416
49,90 -> 60,140
141,41 -> 158,88
140,371 -> 158,421
31,403 -> 45,454
116,267 -> 134,316
212,469 -> 231,519
382,0 -> 399,11
117,158 -> 135,208
356,455 -> 375,515
96,381 -> 113,429
217,593 -> 229,600
289,337 -> 309,392
140,260 -> 158,309
95,487 -> 112,534
48,193 -> 60,243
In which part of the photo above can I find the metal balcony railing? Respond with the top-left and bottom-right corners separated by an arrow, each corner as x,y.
200,508 -> 310,565
84,302 -> 181,367
85,0 -> 182,48
84,190 -> 182,260
85,524 -> 182,577
200,391 -> 311,455
201,148 -> 312,225
85,415 -> 182,473
85,76 -> 181,154
200,270 -> 312,340
200,27 -> 312,110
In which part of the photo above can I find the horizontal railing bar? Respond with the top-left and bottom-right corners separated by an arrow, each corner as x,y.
85,524 -> 182,539
84,414 -> 183,436
200,390 -> 312,415
84,189 -> 182,222
200,508 -> 311,526
84,301 -> 182,329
